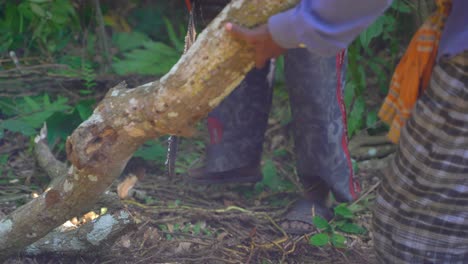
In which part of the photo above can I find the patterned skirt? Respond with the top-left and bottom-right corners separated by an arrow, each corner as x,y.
373,51 -> 468,263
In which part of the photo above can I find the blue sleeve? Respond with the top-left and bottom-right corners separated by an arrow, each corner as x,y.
268,0 -> 393,56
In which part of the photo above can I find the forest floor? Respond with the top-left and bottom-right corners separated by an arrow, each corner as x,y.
0,76 -> 391,264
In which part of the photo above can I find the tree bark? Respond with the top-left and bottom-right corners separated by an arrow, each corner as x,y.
24,210 -> 135,256
0,0 -> 299,259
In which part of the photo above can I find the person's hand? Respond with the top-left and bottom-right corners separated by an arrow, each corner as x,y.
225,22 -> 286,69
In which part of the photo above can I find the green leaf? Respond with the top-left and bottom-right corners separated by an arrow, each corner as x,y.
112,40 -> 180,76
366,110 -> 378,128
331,234 -> 347,248
344,82 -> 355,112
75,100 -> 94,121
30,3 -> 46,17
24,96 -> 40,111
28,0 -> 51,3
352,158 -> 359,175
309,233 -> 329,247
338,223 -> 367,234
182,223 -> 191,233
79,90 -> 93,95
0,119 -> 36,136
348,203 -> 365,213
112,31 -> 151,52
347,96 -> 365,137
334,204 -> 353,219
134,140 -> 166,162
312,216 -> 330,230
0,154 -> 8,165
273,149 -> 288,157
391,0 -> 412,13
46,110 -> 82,147
163,17 -> 183,51
261,159 -> 283,192
193,222 -> 201,235
334,220 -> 348,228
43,94 -> 50,106
357,65 -> 367,93
359,16 -> 385,47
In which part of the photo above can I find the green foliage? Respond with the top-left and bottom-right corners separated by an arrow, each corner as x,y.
0,154 -> 9,181
112,18 -> 184,76
0,0 -> 79,54
346,0 -> 414,137
46,99 -> 95,148
310,233 -> 329,247
0,92 -> 95,154
56,55 -> 97,90
309,203 -> 366,249
0,1 -> 185,163
112,31 -> 152,52
255,159 -> 294,192
133,140 -> 167,163
158,221 -> 214,241
0,95 -> 71,137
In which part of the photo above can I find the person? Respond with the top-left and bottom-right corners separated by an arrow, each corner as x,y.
185,0 -> 390,233
371,0 -> 468,262
193,0 -> 468,261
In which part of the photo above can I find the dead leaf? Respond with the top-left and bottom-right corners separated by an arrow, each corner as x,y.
167,223 -> 174,233
217,232 -> 229,241
143,227 -> 160,241
81,211 -> 99,224
223,199 -> 235,207
117,174 -> 138,199
270,134 -> 285,151
119,234 -> 132,248
174,242 -> 192,254
70,217 -> 79,226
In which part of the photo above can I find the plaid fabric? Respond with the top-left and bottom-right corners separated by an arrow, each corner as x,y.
373,51 -> 468,263
378,0 -> 452,144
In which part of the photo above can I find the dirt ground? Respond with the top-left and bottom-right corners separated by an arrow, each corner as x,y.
0,76 -> 388,264
0,134 -> 384,263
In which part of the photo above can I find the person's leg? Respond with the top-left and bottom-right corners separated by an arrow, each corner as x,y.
285,48 -> 359,203
373,51 -> 468,263
187,62 -> 274,184
281,49 -> 359,233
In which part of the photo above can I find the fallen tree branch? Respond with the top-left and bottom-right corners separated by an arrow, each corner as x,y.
0,0 -> 300,259
349,134 -> 395,161
33,123 -> 124,214
34,124 -> 68,182
24,209 -> 136,256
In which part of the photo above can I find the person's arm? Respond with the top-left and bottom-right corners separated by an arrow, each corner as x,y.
268,0 -> 393,55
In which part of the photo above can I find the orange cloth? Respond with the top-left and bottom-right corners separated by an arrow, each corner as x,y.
378,0 -> 452,144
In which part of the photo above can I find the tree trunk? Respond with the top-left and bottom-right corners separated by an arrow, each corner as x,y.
0,0 -> 299,259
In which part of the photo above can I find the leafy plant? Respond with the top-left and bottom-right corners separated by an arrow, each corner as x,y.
133,139 -> 167,165
309,203 -> 366,248
112,18 -> 184,76
0,95 -> 72,138
255,159 -> 294,193
345,0 -> 414,137
0,0 -> 79,54
0,92 -> 95,153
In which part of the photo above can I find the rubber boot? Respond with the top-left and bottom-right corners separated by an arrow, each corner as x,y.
284,48 -> 360,203
187,61 -> 274,183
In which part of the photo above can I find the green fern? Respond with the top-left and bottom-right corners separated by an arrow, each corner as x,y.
112,18 -> 184,76
0,95 -> 71,138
